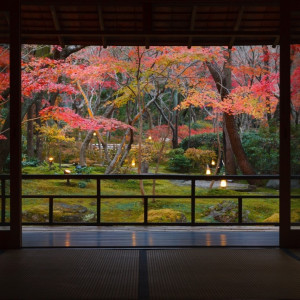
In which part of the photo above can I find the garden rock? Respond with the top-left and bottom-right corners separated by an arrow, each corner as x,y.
266,179 -> 300,189
55,203 -> 88,214
266,180 -> 279,189
202,200 -> 251,223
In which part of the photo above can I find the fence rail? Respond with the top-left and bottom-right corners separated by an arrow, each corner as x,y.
1,174 -> 300,226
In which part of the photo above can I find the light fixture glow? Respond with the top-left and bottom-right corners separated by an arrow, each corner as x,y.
211,159 -> 216,166
206,165 -> 211,175
64,169 -> 71,185
131,159 -> 136,167
220,179 -> 227,188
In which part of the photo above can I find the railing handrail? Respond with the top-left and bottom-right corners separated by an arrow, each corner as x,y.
0,173 -> 295,180
1,174 -> 300,226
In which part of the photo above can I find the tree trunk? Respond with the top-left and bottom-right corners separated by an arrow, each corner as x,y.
224,113 -> 256,176
80,131 -> 94,166
26,104 -> 34,159
223,124 -> 237,175
141,161 -> 149,173
35,101 -> 43,162
207,50 -> 257,182
172,90 -> 179,148
0,116 -> 10,172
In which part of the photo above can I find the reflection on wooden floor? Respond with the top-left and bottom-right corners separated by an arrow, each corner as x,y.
22,229 -> 279,247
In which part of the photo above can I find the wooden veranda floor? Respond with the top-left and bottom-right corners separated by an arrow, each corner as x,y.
22,226 -> 279,247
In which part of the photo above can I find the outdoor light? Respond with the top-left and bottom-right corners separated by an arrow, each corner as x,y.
211,159 -> 216,166
148,135 -> 152,141
220,174 -> 227,188
93,132 -> 97,136
206,165 -> 211,175
131,159 -> 136,167
48,156 -> 54,169
64,169 -> 71,185
64,169 -> 71,175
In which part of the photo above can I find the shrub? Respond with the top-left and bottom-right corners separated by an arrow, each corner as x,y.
167,148 -> 185,158
184,148 -> 216,172
75,165 -> 92,175
78,181 -> 87,188
137,209 -> 187,223
241,131 -> 279,174
180,132 -> 222,152
22,158 -> 40,167
167,155 -> 192,173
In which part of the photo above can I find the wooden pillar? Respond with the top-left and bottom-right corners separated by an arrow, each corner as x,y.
0,0 -> 22,249
279,0 -> 300,247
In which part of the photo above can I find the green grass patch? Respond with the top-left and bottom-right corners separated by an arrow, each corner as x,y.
12,166 -> 299,224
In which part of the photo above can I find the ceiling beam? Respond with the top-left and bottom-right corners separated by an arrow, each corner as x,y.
4,12 -> 10,26
229,6 -> 245,49
20,30 -> 280,38
143,4 -> 152,49
188,6 -> 197,49
98,5 -> 107,48
50,5 -> 65,47
21,0 -> 280,7
272,36 -> 280,48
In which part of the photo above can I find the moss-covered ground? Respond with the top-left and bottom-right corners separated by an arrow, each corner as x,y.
1,164 -> 300,224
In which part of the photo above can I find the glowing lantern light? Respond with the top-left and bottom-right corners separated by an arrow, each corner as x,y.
64,169 -> 71,185
93,132 -> 97,136
206,165 -> 211,175
211,159 -> 216,166
131,159 -> 136,167
220,173 -> 227,188
220,179 -> 227,188
48,156 -> 54,169
148,135 -> 152,141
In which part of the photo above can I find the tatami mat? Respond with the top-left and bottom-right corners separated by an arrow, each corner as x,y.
147,249 -> 300,299
0,248 -> 300,299
0,249 -> 139,300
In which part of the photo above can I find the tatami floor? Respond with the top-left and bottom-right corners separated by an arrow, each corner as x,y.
0,247 -> 300,299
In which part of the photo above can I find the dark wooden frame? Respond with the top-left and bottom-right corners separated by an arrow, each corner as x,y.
0,0 -> 300,248
279,0 -> 300,247
0,1 -> 22,249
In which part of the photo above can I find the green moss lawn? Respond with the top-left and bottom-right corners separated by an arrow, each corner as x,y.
1,164 -> 299,224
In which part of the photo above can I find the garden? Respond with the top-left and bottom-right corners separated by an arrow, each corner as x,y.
1,44 -> 300,224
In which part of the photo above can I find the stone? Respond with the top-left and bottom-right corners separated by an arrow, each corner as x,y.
266,179 -> 300,189
266,179 -> 279,189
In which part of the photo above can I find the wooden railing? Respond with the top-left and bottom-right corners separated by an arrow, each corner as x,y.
1,174 -> 300,226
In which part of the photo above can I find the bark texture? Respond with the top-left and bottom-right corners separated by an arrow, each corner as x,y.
206,51 -> 257,180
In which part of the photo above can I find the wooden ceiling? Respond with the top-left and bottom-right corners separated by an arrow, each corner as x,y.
1,0 -> 300,46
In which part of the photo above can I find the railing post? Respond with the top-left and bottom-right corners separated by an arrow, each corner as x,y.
49,197 -> 53,224
1,179 -> 6,224
238,196 -> 243,224
191,179 -> 196,225
97,178 -> 101,225
144,196 -> 148,224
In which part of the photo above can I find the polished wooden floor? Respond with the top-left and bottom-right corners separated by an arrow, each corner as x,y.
22,226 -> 279,247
